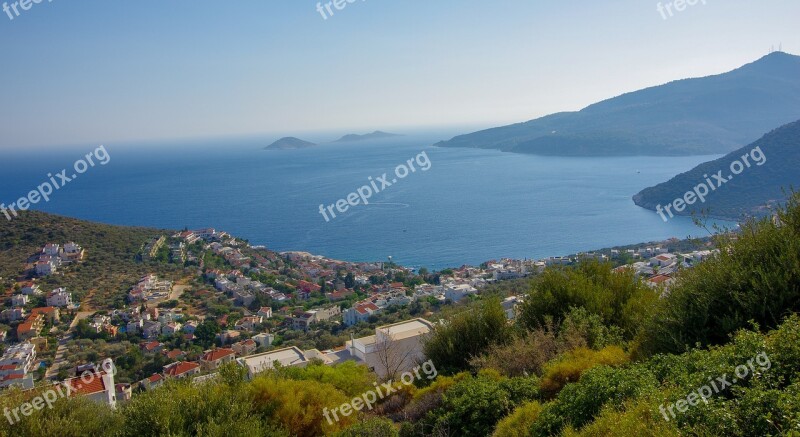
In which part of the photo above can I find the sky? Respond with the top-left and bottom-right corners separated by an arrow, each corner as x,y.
0,0 -> 798,149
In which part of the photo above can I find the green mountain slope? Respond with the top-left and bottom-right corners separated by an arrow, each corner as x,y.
435,52 -> 800,156
633,120 -> 800,220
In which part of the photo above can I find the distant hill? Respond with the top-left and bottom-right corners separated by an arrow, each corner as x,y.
264,137 -> 317,150
334,131 -> 403,143
435,52 -> 800,156
633,119 -> 800,221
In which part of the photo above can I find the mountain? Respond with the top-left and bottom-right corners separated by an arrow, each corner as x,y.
264,137 -> 317,150
633,119 -> 800,221
435,52 -> 800,156
334,131 -> 403,142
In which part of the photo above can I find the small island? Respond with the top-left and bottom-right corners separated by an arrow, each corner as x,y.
264,137 -> 317,150
333,131 -> 403,143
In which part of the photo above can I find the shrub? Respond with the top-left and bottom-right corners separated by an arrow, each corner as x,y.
638,193 -> 800,356
426,374 -> 539,437
422,298 -> 512,375
492,401 -> 542,437
334,418 -> 399,437
249,377 -> 355,437
519,260 -> 657,339
539,346 -> 629,397
532,365 -> 658,436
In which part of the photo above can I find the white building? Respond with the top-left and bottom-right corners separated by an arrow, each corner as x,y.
35,260 -> 56,276
11,294 -> 29,307
20,283 -> 43,295
349,318 -> 434,380
343,302 -> 381,326
0,342 -> 36,388
444,284 -> 478,303
46,288 -> 73,307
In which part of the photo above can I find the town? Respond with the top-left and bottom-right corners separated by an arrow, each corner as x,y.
0,227 -> 716,408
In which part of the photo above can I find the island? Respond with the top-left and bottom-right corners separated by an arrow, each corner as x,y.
264,137 -> 317,150
333,131 -> 403,143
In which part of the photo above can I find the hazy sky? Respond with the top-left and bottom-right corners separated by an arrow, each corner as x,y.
0,0 -> 798,148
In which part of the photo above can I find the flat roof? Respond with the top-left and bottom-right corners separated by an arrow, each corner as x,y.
379,319 -> 433,340
238,347 -> 307,374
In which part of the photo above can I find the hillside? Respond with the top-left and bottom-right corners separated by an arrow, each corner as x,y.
0,211 -> 181,309
633,119 -> 800,221
264,137 -> 317,150
435,52 -> 800,156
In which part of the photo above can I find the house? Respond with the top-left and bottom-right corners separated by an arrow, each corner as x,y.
127,319 -> 143,334
17,314 -> 44,341
199,348 -> 236,371
234,315 -> 262,332
46,287 -> 73,307
650,254 -> 678,268
162,322 -> 182,336
30,306 -> 60,323
251,333 -> 275,348
11,294 -> 29,307
291,306 -> 341,331
343,302 -> 380,326
140,341 -> 164,353
443,284 -> 478,303
182,320 -> 198,334
63,242 -> 85,262
502,295 -> 523,320
42,243 -> 60,256
256,307 -> 273,319
142,321 -> 163,339
237,347 -> 317,378
35,260 -> 56,276
216,330 -> 241,344
231,339 -> 257,356
62,359 -> 117,408
115,383 -> 133,403
165,349 -> 185,361
20,283 -> 43,295
349,318 -> 434,380
0,342 -> 36,388
142,373 -> 164,391
163,361 -> 201,379
0,308 -> 26,322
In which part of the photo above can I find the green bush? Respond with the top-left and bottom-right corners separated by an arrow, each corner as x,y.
539,346 -> 629,398
492,401 -> 542,437
638,193 -> 800,356
422,298 -> 512,375
519,260 -> 657,339
425,373 -> 539,437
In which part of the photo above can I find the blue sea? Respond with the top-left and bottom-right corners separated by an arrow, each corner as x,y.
0,133 -> 733,270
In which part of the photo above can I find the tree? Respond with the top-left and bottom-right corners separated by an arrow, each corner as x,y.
374,331 -> 419,381
194,320 -> 221,348
423,298 -> 511,375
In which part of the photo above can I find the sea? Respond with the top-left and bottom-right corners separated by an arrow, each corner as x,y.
0,132 -> 734,270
